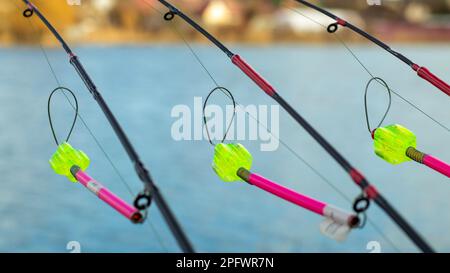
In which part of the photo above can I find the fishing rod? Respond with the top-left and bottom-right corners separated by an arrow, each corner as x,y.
156,0 -> 434,252
47,87 -> 144,223
293,0 -> 450,97
20,0 -> 194,253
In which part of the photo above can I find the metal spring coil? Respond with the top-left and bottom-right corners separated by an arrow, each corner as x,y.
406,147 -> 425,163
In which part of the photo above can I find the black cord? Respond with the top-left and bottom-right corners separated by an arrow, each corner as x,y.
47,87 -> 79,146
364,77 -> 392,133
202,87 -> 236,146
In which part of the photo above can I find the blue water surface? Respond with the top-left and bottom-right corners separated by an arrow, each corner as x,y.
0,43 -> 449,253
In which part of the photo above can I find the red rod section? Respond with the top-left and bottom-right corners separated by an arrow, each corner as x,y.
412,64 -> 450,96
231,54 -> 276,97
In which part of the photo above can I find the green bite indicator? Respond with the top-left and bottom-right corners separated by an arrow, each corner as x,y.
49,142 -> 90,182
373,124 -> 417,165
212,143 -> 253,182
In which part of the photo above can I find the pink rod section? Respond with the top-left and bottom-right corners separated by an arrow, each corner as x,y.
248,173 -> 326,215
75,170 -> 141,222
423,155 -> 450,178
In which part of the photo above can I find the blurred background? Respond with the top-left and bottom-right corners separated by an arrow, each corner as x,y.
2,0 -> 450,44
0,0 -> 449,253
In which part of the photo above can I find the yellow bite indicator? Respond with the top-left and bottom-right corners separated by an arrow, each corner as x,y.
212,143 -> 253,182
49,142 -> 90,182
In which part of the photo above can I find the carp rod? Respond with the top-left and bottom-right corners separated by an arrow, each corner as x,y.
21,0 -> 194,253
156,0 -> 434,253
294,0 -> 449,96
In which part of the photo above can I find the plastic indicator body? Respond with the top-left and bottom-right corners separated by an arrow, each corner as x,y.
212,143 -> 252,182
49,142 -> 90,182
373,124 -> 416,165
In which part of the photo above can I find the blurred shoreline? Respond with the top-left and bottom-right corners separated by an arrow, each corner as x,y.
0,33 -> 450,48
1,0 -> 450,46
2,24 -> 450,47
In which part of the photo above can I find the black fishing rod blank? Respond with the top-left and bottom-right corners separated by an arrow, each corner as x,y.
22,0 -> 194,253
157,0 -> 434,253
294,0 -> 450,96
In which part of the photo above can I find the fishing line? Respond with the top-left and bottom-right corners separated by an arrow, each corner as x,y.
286,6 -> 450,134
48,87 -> 79,145
203,87 -> 236,146
146,1 -> 401,252
364,77 -> 392,134
16,3 -> 168,252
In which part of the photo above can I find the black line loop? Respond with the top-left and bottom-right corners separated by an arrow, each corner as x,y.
164,11 -> 175,21
23,8 -> 34,18
202,87 -> 236,146
327,23 -> 338,33
364,77 -> 392,134
47,87 -> 79,146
